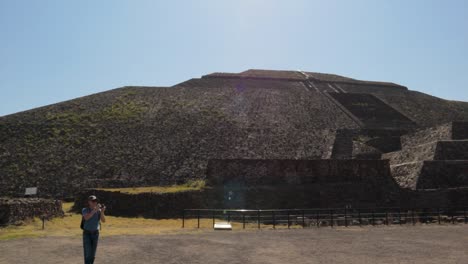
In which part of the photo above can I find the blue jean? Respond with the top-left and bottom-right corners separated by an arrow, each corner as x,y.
83,231 -> 99,264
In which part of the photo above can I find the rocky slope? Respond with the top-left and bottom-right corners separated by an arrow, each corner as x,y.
1,69 -> 468,197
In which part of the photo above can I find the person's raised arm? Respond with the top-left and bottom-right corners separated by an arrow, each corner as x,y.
100,206 -> 106,223
83,207 -> 98,221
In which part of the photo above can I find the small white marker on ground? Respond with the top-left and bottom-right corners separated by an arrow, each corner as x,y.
214,222 -> 232,230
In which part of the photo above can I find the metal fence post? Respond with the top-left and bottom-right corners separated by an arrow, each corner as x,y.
398,208 -> 401,226
316,210 -> 320,228
344,207 -> 348,227
42,216 -> 45,230
385,209 -> 389,226
212,211 -> 215,228
451,208 -> 455,224
197,210 -> 200,229
257,210 -> 260,229
272,211 -> 276,229
330,210 -> 334,228
464,208 -> 467,224
243,213 -> 246,229
358,209 -> 362,227
438,208 -> 441,225
371,210 -> 375,226
302,210 -> 305,228
182,210 -> 185,228
411,209 -> 415,225
421,208 -> 425,224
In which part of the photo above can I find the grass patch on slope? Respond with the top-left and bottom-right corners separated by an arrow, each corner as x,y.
45,97 -> 148,125
94,180 -> 206,194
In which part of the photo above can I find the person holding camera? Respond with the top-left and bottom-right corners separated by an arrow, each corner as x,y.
82,195 -> 106,264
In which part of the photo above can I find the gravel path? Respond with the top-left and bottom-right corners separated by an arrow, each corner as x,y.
1,226 -> 467,264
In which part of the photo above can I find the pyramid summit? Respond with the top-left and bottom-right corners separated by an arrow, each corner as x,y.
1,69 -> 468,208
202,69 -> 405,88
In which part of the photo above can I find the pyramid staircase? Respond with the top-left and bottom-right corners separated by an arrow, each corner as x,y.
383,122 -> 468,190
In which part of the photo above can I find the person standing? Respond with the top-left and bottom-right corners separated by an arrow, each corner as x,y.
82,195 -> 106,264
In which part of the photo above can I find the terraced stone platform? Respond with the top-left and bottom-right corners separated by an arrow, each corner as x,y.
390,160 -> 468,190
384,140 -> 468,165
384,122 -> 468,190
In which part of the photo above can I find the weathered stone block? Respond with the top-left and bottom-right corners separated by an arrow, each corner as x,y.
0,198 -> 63,226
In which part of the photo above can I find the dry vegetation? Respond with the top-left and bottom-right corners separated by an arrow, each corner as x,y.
0,202 -> 193,240
94,180 -> 206,194
0,201 -> 292,240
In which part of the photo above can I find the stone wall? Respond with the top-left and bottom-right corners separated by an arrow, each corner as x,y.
205,159 -> 402,208
206,159 -> 394,185
0,198 -> 63,226
390,161 -> 468,190
417,161 -> 468,189
74,159 -> 404,218
73,159 -> 468,218
73,187 -> 468,219
434,141 -> 468,160
73,190 -> 209,219
406,187 -> 468,208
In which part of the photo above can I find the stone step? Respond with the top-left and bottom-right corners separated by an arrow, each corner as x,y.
331,131 -> 354,159
390,160 -> 468,190
329,93 -> 416,130
383,140 -> 468,165
402,122 -> 468,148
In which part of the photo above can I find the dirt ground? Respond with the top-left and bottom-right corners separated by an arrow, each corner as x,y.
1,225 -> 467,264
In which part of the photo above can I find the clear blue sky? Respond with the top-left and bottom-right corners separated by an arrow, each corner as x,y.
1,0 -> 467,116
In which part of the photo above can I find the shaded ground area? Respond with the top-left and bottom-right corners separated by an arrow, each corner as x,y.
1,226 -> 467,264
